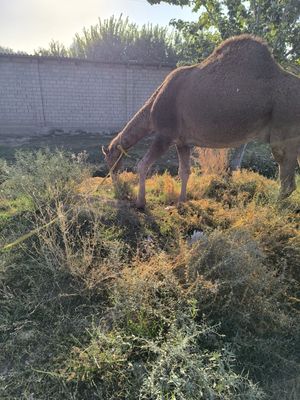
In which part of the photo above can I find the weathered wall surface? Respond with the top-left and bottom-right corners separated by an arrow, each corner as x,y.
0,55 -> 173,137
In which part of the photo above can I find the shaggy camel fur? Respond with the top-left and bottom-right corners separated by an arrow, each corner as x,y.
103,35 -> 300,208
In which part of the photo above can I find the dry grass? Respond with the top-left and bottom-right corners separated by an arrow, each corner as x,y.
146,172 -> 180,204
195,147 -> 230,176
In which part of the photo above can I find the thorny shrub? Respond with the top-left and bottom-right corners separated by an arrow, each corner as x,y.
62,260 -> 265,400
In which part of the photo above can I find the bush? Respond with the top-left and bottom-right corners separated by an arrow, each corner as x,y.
140,321 -> 265,400
0,158 -> 9,184
62,262 -> 265,400
186,229 -> 300,385
2,149 -> 89,206
0,149 -> 91,254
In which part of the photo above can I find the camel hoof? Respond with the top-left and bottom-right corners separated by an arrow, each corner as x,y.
177,196 -> 187,204
136,201 -> 146,210
278,189 -> 294,201
278,194 -> 286,202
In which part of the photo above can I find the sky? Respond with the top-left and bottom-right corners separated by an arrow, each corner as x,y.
0,0 -> 197,53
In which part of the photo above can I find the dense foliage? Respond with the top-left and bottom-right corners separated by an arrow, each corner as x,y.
0,150 -> 299,399
148,0 -> 300,65
0,45 -> 25,55
0,46 -> 14,54
35,15 -> 181,64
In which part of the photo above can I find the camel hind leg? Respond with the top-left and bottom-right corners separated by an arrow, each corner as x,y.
271,143 -> 298,200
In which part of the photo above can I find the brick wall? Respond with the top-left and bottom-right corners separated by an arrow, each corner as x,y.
0,54 -> 173,137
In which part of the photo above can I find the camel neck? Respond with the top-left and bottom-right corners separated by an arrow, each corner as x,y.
119,105 -> 152,150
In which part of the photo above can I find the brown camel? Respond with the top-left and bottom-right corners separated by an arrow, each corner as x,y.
103,34 -> 300,208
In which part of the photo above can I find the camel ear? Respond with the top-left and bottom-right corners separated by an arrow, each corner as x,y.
101,146 -> 108,156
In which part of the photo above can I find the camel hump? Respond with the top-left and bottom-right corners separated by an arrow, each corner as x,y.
205,34 -> 279,78
214,34 -> 270,55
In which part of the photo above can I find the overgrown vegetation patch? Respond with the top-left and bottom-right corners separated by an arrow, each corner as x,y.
0,150 -> 299,399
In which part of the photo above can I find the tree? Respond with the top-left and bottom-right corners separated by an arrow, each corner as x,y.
35,16 -> 182,65
0,46 -> 14,54
147,0 -> 300,65
34,40 -> 69,57
69,15 -> 181,64
0,46 -> 28,55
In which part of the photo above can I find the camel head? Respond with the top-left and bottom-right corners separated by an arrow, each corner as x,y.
102,137 -> 124,180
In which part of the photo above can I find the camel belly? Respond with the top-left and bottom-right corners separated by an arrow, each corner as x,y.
180,116 -> 271,148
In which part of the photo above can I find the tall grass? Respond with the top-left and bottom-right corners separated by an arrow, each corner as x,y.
195,148 -> 230,176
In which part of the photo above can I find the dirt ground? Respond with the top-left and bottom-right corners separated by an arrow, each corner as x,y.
0,131 -> 179,176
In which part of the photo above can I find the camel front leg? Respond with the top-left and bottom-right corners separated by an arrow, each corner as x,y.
176,144 -> 191,203
271,145 -> 298,199
136,134 -> 173,208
